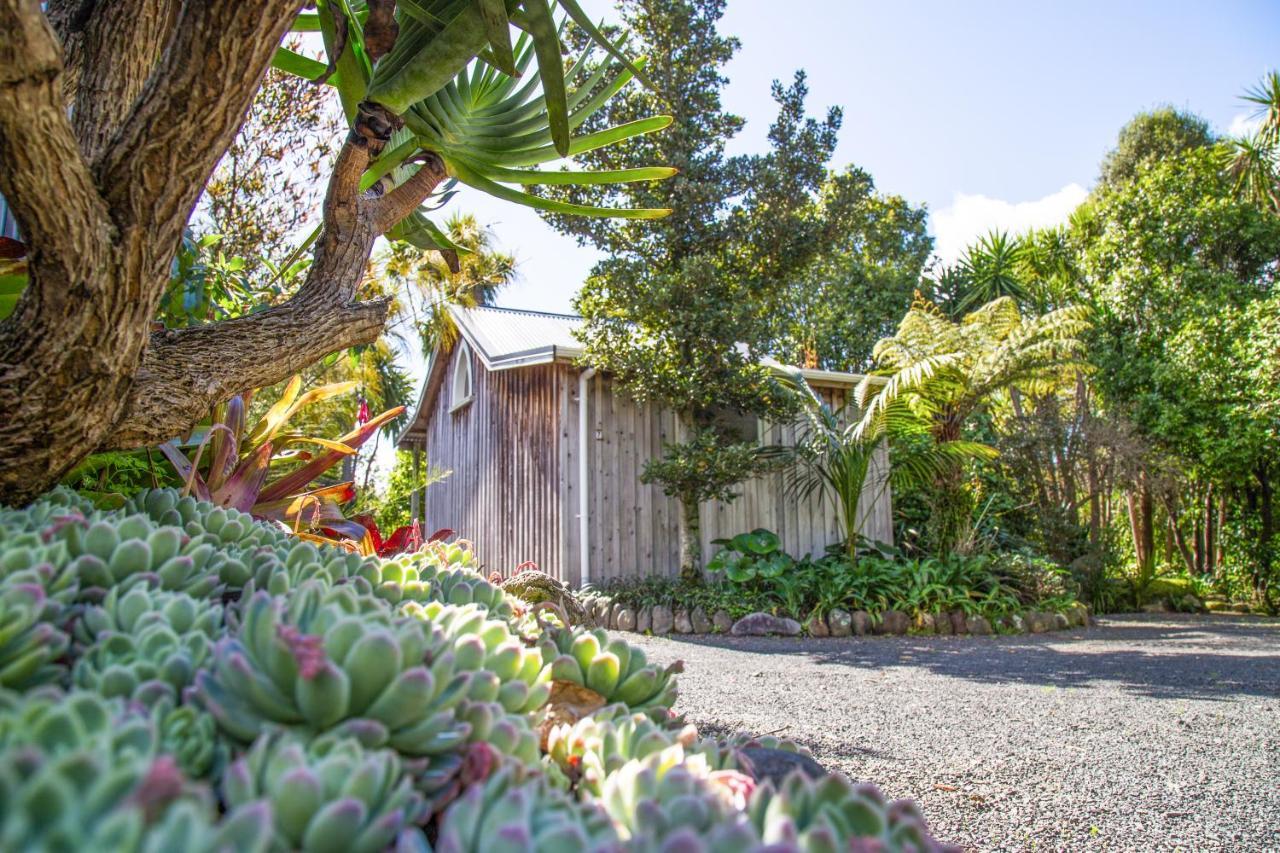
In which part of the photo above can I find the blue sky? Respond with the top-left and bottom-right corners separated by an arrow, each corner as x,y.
448,0 -> 1279,313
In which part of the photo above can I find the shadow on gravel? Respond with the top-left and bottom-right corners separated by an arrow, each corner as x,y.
654,614 -> 1280,702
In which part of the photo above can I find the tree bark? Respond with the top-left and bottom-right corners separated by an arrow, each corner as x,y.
0,0 -> 437,504
679,496 -> 702,582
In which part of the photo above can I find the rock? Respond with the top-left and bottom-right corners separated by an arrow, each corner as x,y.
651,605 -> 674,635
609,602 -> 626,631
1064,603 -> 1089,627
851,611 -> 872,636
913,612 -> 936,634
949,610 -> 968,635
616,607 -> 636,632
1179,593 -> 1206,613
731,612 -> 802,637
827,608 -> 852,637
965,615 -> 993,636
593,598 -> 612,628
933,611 -> 953,636
501,570 -> 587,625
712,610 -> 734,633
674,608 -> 694,634
1052,612 -> 1070,631
877,610 -> 909,635
738,747 -> 827,787
634,606 -> 651,633
691,607 -> 713,634
999,613 -> 1026,634
807,611 -> 829,637
1025,611 -> 1052,633
1141,600 -> 1171,613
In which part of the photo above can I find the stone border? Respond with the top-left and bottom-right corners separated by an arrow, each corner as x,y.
576,594 -> 1091,638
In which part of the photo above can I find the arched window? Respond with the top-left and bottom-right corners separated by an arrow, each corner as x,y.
450,340 -> 474,412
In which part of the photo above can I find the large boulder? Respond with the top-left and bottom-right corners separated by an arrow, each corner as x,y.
948,610 -> 967,635
501,570 -> 587,624
651,605 -> 674,635
1066,602 -> 1090,627
731,612 -> 802,637
616,607 -> 637,632
913,612 -> 936,634
691,607 -> 713,634
635,606 -> 652,634
610,602 -> 626,631
1052,612 -> 1070,631
712,610 -> 734,633
827,608 -> 852,637
933,611 -> 953,636
674,608 -> 694,634
593,598 -> 612,628
1025,611 -> 1052,634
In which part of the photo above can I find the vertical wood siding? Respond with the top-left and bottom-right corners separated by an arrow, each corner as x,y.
420,344 -> 564,579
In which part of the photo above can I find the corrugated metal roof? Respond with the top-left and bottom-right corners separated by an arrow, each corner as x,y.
450,304 -> 584,369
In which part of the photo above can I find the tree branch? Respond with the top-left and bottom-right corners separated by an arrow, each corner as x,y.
372,152 -> 448,232
93,0 -> 306,282
0,0 -> 115,312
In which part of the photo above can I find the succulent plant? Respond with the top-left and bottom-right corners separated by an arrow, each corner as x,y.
142,800 -> 274,853
597,745 -> 760,851
73,620 -> 213,706
223,732 -> 428,852
403,600 -> 551,714
434,765 -> 620,853
0,582 -> 69,689
157,702 -> 228,781
75,586 -> 224,645
537,626 -> 680,712
0,687 -> 147,757
193,582 -> 473,755
545,703 -> 704,795
746,771 -> 959,853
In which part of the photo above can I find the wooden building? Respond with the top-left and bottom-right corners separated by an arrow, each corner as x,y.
397,306 -> 892,587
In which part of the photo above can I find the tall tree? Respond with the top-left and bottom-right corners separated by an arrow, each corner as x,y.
0,0 -> 672,504
541,0 -> 855,575
1096,107 -> 1215,189
1075,146 -> 1280,602
770,170 -> 932,372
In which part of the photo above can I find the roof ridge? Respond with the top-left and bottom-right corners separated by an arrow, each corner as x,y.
466,304 -> 583,321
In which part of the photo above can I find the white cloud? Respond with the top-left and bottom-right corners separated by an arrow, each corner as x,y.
930,183 -> 1089,266
1227,112 -> 1263,138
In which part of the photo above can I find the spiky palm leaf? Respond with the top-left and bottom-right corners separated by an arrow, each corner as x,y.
275,1 -> 674,257
1223,71 -> 1280,212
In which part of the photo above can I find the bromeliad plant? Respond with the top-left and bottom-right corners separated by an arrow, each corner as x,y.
159,376 -> 401,546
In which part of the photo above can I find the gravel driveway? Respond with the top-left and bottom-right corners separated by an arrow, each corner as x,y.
629,613 -> 1280,852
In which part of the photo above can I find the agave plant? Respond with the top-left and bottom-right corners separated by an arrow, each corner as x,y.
158,376 -> 400,544
272,1 -> 674,260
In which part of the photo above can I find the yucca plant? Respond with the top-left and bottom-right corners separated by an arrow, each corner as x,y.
273,0 -> 675,261
158,376 -> 400,544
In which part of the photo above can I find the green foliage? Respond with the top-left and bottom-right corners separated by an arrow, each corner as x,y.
537,625 -> 680,712
1096,107 -> 1215,189
858,296 -> 1090,555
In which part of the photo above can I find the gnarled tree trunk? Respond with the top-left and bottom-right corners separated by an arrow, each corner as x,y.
0,0 -> 442,505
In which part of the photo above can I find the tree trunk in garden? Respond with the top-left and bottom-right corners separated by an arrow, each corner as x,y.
678,496 -> 702,583
1126,478 -> 1155,585
0,0 -> 444,504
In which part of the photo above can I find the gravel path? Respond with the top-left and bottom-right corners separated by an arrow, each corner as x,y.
629,614 -> 1280,852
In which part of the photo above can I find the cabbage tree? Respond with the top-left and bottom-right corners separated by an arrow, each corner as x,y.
0,0 -> 672,503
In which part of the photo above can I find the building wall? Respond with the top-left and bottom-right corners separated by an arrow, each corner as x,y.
416,343 -> 565,578
419,354 -> 893,588
563,371 -> 893,588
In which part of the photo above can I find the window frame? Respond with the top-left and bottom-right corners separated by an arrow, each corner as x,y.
450,340 -> 475,412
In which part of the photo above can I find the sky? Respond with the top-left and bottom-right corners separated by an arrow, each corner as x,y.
442,0 -> 1280,314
